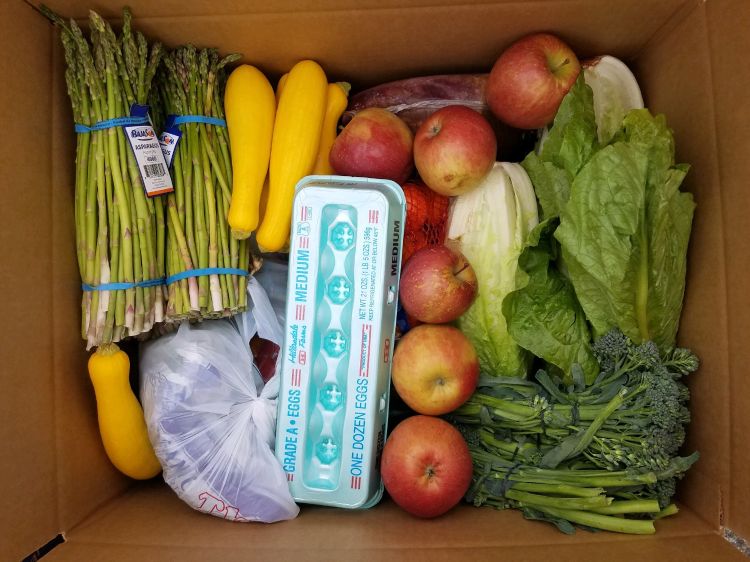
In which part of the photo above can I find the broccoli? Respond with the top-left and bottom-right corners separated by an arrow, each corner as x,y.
664,347 -> 700,377
452,328 -> 699,533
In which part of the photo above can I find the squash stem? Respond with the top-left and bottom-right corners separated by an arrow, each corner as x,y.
96,342 -> 121,356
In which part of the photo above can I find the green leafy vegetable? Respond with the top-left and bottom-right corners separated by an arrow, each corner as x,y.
511,77 -> 694,353
447,163 -> 539,377
520,155 -> 571,221
502,219 -> 598,383
538,76 -> 599,179
583,55 -> 645,145
522,76 -> 598,220
556,110 -> 695,348
453,329 -> 699,535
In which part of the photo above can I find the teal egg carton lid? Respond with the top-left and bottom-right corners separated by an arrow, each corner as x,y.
275,175 -> 405,509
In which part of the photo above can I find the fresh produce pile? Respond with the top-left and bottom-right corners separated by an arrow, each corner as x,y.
46,6 -> 266,347
505,76 -> 694,379
47,3 -> 700,537
356,33 -> 698,534
47,3 -> 355,486
224,60 -> 349,253
447,161 -> 539,377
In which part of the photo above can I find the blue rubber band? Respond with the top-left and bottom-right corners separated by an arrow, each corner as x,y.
75,115 -> 149,133
81,268 -> 247,291
171,114 -> 227,127
81,277 -> 165,292
165,267 -> 248,285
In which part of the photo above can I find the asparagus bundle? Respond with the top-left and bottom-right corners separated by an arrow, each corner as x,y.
44,7 -> 165,349
154,47 -> 251,320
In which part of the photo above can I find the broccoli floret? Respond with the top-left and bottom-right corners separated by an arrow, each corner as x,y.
664,347 -> 700,377
642,372 -> 685,429
648,424 -> 686,457
456,423 -> 482,448
585,329 -> 695,474
593,329 -> 662,375
677,383 -> 691,403
592,328 -> 630,372
630,340 -> 662,371
652,478 -> 677,509
616,368 -> 691,461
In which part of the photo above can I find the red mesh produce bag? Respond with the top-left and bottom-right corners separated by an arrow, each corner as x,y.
402,181 -> 450,265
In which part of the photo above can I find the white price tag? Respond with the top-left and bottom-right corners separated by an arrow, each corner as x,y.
159,131 -> 180,168
123,110 -> 174,198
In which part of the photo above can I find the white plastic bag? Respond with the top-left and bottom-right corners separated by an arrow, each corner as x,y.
140,277 -> 298,523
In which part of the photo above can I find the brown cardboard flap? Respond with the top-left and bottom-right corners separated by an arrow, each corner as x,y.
0,2 -> 59,560
705,0 -> 750,538
633,0 -> 730,527
51,483 -> 745,561
49,25 -> 132,534
44,537 -> 749,562
0,2 -> 131,559
41,0 -> 688,23
39,0 -> 687,88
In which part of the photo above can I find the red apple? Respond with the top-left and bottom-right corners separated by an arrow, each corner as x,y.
487,33 -> 581,129
392,324 -> 479,416
413,105 -> 497,196
329,108 -> 414,183
399,245 -> 477,324
381,415 -> 473,518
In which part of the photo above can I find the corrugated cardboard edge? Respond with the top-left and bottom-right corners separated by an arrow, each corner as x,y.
46,483 -> 748,561
0,2 -> 135,559
0,2 -> 59,559
38,0 -> 687,89
633,0 -> 734,533
44,537 -> 750,562
638,0 -> 750,546
704,0 -> 750,541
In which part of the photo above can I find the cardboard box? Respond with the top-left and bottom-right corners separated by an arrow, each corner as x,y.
1,0 -> 748,559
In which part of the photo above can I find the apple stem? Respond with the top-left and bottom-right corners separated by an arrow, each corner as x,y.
454,263 -> 471,276
549,57 -> 571,74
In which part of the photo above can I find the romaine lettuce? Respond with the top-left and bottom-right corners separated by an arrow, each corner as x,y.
502,219 -> 599,383
556,110 -> 695,348
447,163 -> 539,376
505,77 -> 694,381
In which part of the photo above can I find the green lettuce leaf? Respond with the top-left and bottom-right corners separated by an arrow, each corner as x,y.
555,143 -> 647,342
523,76 -> 599,221
618,110 -> 695,348
503,219 -> 599,383
449,164 -> 538,377
521,154 -> 571,220
539,76 -> 599,178
555,110 -> 695,349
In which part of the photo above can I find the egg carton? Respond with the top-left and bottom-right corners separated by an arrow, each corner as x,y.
275,175 -> 405,508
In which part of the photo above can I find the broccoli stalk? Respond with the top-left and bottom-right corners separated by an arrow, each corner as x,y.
453,328 -> 699,533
